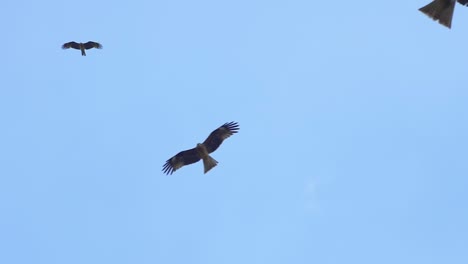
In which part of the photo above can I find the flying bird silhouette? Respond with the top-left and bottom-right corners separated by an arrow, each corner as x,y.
162,122 -> 239,175
419,0 -> 468,28
62,41 -> 102,56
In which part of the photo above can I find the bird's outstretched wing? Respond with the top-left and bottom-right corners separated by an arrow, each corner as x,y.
83,41 -> 103,50
202,122 -> 239,153
62,41 -> 80,49
162,148 -> 201,175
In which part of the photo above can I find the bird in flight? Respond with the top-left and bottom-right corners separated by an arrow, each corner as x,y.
419,0 -> 468,28
62,41 -> 102,56
162,122 -> 239,175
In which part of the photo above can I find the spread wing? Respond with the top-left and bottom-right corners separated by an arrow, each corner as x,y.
458,0 -> 468,5
62,41 -> 80,50
162,148 -> 201,175
83,41 -> 103,50
202,121 -> 239,154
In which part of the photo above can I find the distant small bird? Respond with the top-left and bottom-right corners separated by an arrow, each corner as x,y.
419,0 -> 468,28
162,122 -> 239,175
62,41 -> 102,56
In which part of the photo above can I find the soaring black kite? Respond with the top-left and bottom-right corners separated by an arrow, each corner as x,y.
162,122 -> 239,175
419,0 -> 468,28
62,41 -> 102,56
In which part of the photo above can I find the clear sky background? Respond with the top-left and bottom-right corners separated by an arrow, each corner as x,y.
1,1 -> 467,263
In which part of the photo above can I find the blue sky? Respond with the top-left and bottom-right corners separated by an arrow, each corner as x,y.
1,1 -> 468,263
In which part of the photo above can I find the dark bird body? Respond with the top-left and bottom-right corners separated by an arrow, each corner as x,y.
62,41 -> 102,56
419,0 -> 468,28
162,122 -> 239,175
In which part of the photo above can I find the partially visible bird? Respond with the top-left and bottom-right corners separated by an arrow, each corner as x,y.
162,122 -> 239,175
62,41 -> 102,56
419,0 -> 468,28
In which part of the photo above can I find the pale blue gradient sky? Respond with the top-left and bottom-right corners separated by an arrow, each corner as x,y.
1,1 -> 468,263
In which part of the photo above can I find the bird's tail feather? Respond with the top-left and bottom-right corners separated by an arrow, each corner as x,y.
202,155 -> 218,174
419,0 -> 455,28
81,49 -> 86,56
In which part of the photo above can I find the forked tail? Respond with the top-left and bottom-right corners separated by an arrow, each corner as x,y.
419,0 -> 455,28
202,155 -> 218,174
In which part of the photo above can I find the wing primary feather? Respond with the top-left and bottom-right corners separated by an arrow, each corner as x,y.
62,41 -> 80,50
162,148 -> 201,175
83,41 -> 103,50
203,121 -> 239,153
